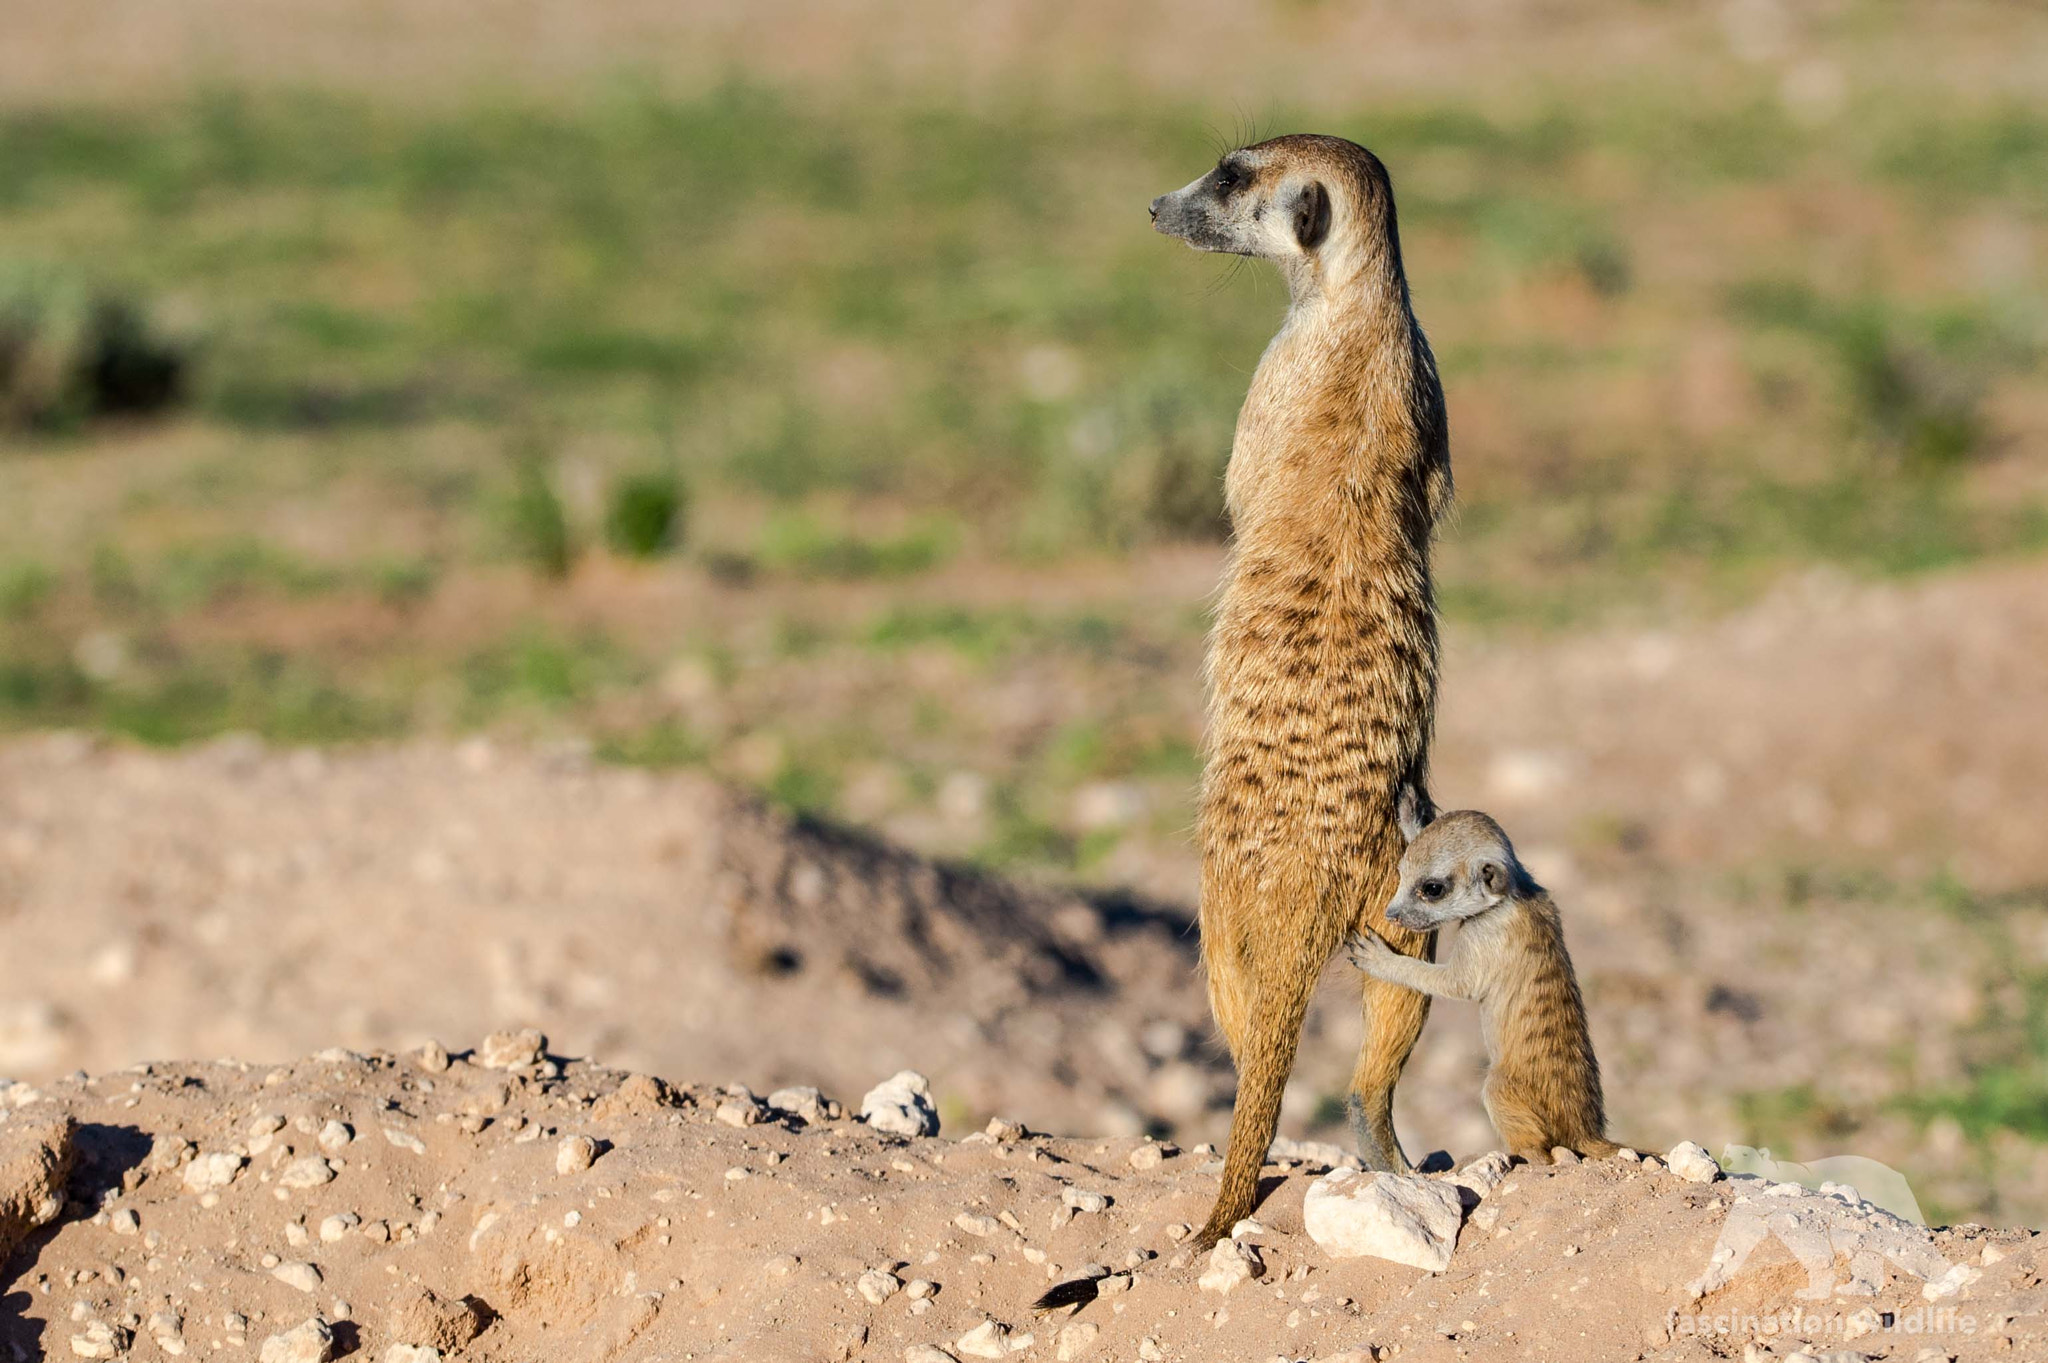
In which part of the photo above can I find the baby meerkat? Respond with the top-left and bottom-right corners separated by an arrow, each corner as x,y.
1345,790 -> 1619,1164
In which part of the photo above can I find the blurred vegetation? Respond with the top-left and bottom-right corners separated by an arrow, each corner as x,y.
0,77 -> 2043,863
0,266 -> 186,429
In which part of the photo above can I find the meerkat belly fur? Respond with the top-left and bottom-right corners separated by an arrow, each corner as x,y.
1346,790 -> 1620,1163
1151,134 -> 1453,1247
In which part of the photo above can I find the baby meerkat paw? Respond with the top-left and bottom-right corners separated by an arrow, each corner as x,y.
1344,930 -> 1394,969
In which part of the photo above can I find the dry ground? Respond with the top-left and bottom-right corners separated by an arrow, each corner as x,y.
2,1048 -> 2041,1363
4,556 -> 2043,1228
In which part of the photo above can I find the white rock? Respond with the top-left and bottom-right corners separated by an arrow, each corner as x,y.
905,1278 -> 937,1299
858,1269 -> 902,1304
109,1208 -> 140,1236
69,1322 -> 131,1358
476,1029 -> 545,1070
279,1157 -> 336,1189
954,1212 -> 1000,1237
415,1040 -> 450,1073
383,1127 -> 426,1155
316,1121 -> 353,1154
955,1320 -> 1011,1359
715,1098 -> 760,1128
319,1213 -> 359,1242
181,1151 -> 246,1193
861,1070 -> 940,1137
1666,1141 -> 1721,1184
1127,1144 -> 1165,1171
272,1261 -> 324,1293
768,1086 -> 837,1122
557,1134 -> 598,1175
1303,1169 -> 1464,1272
1061,1187 -> 1109,1214
146,1310 -> 185,1356
1056,1322 -> 1100,1360
384,1349 -> 441,1363
1197,1236 -> 1261,1294
258,1318 -> 336,1363
1449,1151 -> 1514,1198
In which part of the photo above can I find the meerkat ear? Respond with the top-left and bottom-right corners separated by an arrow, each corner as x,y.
1396,784 -> 1433,844
1291,180 -> 1331,252
1478,860 -> 1512,898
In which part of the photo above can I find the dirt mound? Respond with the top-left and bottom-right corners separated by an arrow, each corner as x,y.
0,739 -> 1210,1141
0,1047 -> 2036,1363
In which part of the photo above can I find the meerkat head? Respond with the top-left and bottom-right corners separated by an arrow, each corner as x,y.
1384,803 -> 1529,930
1149,134 -> 1398,295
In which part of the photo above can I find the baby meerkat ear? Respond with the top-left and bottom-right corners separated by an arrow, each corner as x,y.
1291,180 -> 1331,252
1478,860 -> 1512,898
1395,784 -> 1433,844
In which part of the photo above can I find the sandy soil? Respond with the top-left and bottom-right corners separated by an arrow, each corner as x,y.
3,560 -> 2046,1231
2,1047 -> 2039,1363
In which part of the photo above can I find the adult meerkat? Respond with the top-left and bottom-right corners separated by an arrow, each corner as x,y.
1150,134 -> 1452,1247
1346,792 -> 1619,1163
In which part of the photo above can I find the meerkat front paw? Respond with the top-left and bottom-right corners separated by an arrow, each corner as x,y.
1344,930 -> 1396,971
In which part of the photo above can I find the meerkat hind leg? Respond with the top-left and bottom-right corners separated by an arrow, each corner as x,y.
1486,1080 -> 1559,1165
1347,937 -> 1432,1173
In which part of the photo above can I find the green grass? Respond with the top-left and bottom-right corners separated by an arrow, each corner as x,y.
4,81 -> 2039,557
0,76 -> 2043,796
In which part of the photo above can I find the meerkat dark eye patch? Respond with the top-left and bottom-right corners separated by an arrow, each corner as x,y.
1291,180 -> 1331,251
1212,160 -> 1245,196
1417,877 -> 1447,901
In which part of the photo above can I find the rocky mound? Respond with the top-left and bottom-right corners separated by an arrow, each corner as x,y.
2,1042 -> 2038,1363
0,737 -> 1212,1141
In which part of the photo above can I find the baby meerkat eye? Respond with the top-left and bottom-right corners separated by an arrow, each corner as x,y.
1417,878 -> 1447,901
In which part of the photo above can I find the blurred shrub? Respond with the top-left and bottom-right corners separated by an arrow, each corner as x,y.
0,562 -> 54,620
1033,376 -> 1232,550
0,267 -> 186,430
498,449 -> 575,579
754,511 -> 952,579
605,464 -> 690,558
1729,282 -> 2031,470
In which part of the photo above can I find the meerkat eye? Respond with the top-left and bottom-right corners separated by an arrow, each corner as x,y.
1214,163 -> 1240,193
1417,878 -> 1447,901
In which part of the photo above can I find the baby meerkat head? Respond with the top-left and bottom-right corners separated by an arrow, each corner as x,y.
1149,134 -> 1395,281
1384,804 -> 1530,930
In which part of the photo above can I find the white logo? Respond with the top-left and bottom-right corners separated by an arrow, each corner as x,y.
1689,1163 -> 1975,1303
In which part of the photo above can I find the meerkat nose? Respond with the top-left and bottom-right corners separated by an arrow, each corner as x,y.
1148,196 -> 1163,220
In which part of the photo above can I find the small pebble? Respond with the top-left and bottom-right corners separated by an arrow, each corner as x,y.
557,1135 -> 598,1175
476,1029 -> 546,1070
273,1261 -> 324,1293
858,1269 -> 902,1304
1061,1188 -> 1109,1214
